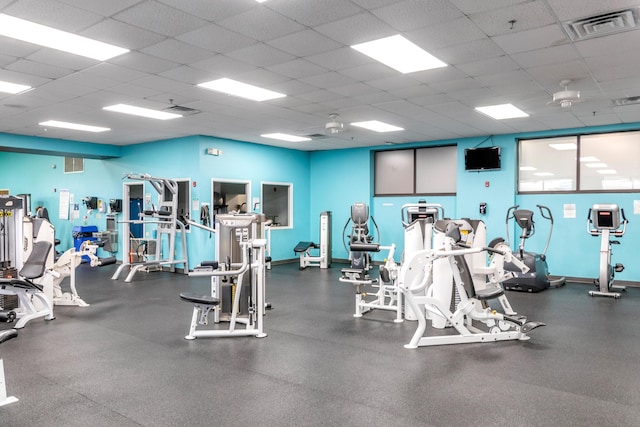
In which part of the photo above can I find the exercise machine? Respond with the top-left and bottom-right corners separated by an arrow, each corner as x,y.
400,200 -> 444,320
339,202 -> 402,322
0,328 -> 18,407
399,220 -> 545,348
112,173 -> 188,282
180,213 -> 268,339
587,204 -> 627,298
294,211 -> 331,269
503,205 -> 565,292
0,240 -> 55,328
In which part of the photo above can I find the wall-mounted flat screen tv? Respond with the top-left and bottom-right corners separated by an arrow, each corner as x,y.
464,146 -> 501,171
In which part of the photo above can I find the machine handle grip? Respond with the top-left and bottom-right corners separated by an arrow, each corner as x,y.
621,208 -> 628,223
537,205 -> 553,222
586,208 -> 592,222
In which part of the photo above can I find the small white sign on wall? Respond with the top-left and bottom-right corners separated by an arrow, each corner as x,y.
563,203 -> 576,218
634,200 -> 640,215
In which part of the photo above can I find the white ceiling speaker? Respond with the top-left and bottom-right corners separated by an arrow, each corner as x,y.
325,113 -> 344,134
549,79 -> 582,108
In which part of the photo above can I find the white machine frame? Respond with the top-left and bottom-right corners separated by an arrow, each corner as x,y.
587,204 -> 627,299
113,173 -> 188,282
399,221 -> 543,348
295,211 -> 331,269
340,244 -> 402,322
182,214 -> 268,339
0,329 -> 18,407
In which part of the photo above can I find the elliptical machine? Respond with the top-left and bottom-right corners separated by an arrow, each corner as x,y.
587,204 -> 627,299
503,205 -> 565,292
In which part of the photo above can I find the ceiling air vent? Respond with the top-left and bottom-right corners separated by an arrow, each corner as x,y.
163,105 -> 201,116
305,133 -> 329,139
563,7 -> 640,41
611,96 -> 640,107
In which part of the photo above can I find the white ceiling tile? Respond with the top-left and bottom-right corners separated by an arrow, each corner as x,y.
0,38 -> 40,59
267,30 -> 343,57
234,68 -> 292,87
492,25 -> 568,54
269,79 -> 319,97
113,1 -> 207,37
585,53 -> 640,82
526,59 -> 593,88
314,12 -> 396,45
373,0 -> 462,32
434,39 -> 505,65
227,44 -> 296,68
158,0 -> 255,22
191,55 -> 256,77
159,66 -> 216,85
449,0 -> 530,15
81,20 -> 164,51
109,52 -> 180,74
574,31 -> 640,58
141,39 -> 214,65
299,72 -> 358,90
511,44 -> 579,69
407,17 -> 486,51
57,0 -> 142,17
106,83 -> 163,100
266,0 -> 362,27
306,47 -> 371,70
267,59 -> 329,79
326,82 -> 379,97
129,75 -> 188,92
469,1 -> 556,37
84,63 -> 147,83
6,59 -> 75,79
337,63 -> 398,82
217,7 -> 306,42
388,84 -> 437,99
3,0 -> 103,31
365,75 -> 419,91
177,25 -> 256,54
456,55 -> 520,77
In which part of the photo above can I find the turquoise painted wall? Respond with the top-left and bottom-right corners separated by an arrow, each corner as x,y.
308,123 -> 640,283
2,118 -> 640,282
0,133 -> 311,270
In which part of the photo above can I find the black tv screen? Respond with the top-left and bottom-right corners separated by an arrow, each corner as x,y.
464,146 -> 501,171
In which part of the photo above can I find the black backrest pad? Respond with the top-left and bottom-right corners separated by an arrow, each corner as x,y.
20,241 -> 52,279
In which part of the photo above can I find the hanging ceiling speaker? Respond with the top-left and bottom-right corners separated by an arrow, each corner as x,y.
548,79 -> 582,108
325,113 -> 344,134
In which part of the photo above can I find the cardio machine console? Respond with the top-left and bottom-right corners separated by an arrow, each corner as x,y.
591,204 -> 620,230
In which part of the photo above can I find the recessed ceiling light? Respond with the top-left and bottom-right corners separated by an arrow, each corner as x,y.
585,162 -> 608,168
475,103 -> 529,120
256,0 -> 268,2
39,120 -> 110,133
0,80 -> 31,94
580,156 -> 599,162
519,166 -> 537,171
0,14 -> 129,61
351,35 -> 447,74
103,104 -> 182,120
351,120 -> 404,132
197,78 -> 286,101
596,169 -> 617,175
534,172 -> 554,176
261,133 -> 310,142
549,142 -> 577,150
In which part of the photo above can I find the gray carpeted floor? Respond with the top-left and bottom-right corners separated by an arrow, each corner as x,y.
1,262 -> 639,426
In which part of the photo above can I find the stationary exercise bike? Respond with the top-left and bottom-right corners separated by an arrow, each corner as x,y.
587,204 -> 627,299
503,205 -> 565,292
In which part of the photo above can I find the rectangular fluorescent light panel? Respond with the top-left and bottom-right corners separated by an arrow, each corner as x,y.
198,78 -> 285,101
597,169 -> 617,175
351,35 -> 446,74
580,156 -> 599,162
351,120 -> 404,132
103,104 -> 182,120
519,166 -> 537,171
261,133 -> 310,142
39,120 -> 110,133
534,172 -> 554,176
549,142 -> 577,150
585,163 -> 608,168
475,103 -> 529,120
0,14 -> 129,61
0,80 -> 31,94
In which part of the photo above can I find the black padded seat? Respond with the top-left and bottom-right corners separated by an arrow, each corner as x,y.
475,286 -> 505,301
20,241 -> 52,279
179,292 -> 220,305
294,242 -> 317,253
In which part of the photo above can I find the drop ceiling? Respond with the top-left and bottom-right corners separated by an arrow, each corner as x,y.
1,0 -> 639,151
